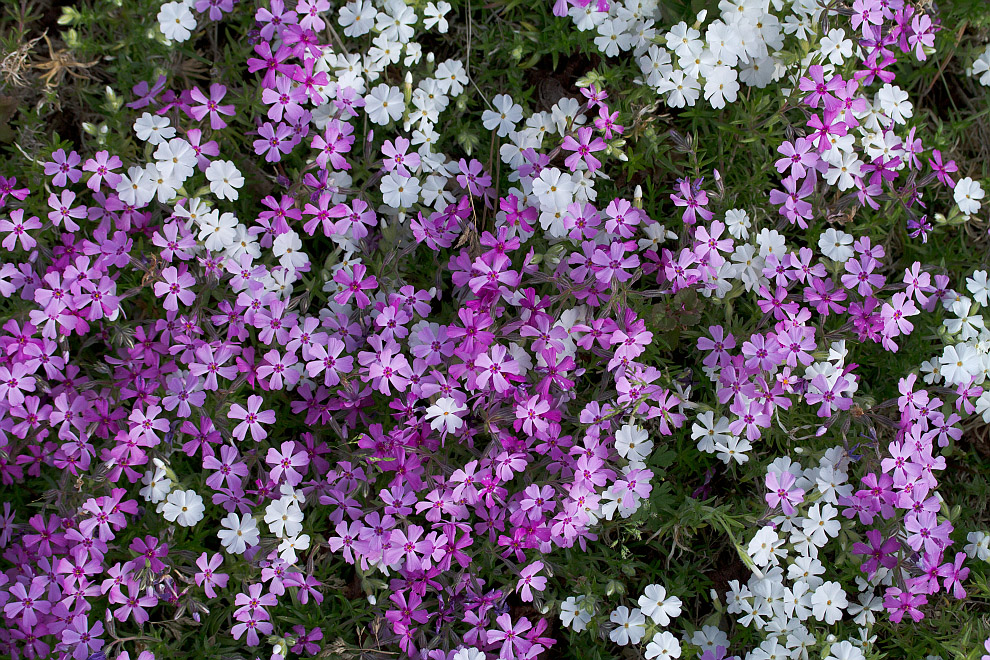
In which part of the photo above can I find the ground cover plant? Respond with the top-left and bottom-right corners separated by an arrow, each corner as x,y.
2,0 -> 990,658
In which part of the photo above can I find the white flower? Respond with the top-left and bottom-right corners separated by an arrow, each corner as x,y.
876,84 -> 912,125
646,631 -> 682,660
218,513 -> 260,554
615,424 -> 653,462
452,648 -> 486,660
115,165 -> 155,207
723,208 -> 751,240
755,227 -> 785,258
595,18 -> 634,57
435,59 -> 468,96
205,160 -> 244,201
482,94 -> 523,138
560,595 -> 592,632
338,0 -> 376,37
638,223 -> 678,251
825,152 -> 863,191
964,530 -> 990,561
748,526 -> 784,567
704,65 -> 740,109
803,502 -> 841,546
666,22 -> 703,60
158,1 -> 196,42
198,211 -> 239,252
425,397 -> 466,433
954,177 -> 985,216
380,172 -> 420,208
974,46 -> 990,86
376,0 -> 416,43
155,137 -> 197,183
714,434 -> 751,464
825,640 -> 865,660
691,411 -> 732,453
818,227 -> 854,262
811,581 -> 847,624
690,626 -> 730,653
638,584 -> 682,625
424,1 -> 451,32
273,231 -> 308,270
161,489 -> 205,527
278,533 -> 311,563
143,162 -> 180,204
966,270 -> 990,306
819,28 -> 852,65
658,70 -> 701,108
939,342 -> 981,385
139,467 -> 172,503
264,497 -> 304,538
608,606 -> 647,645
133,112 -> 175,145
532,167 -> 575,211
365,84 -> 405,125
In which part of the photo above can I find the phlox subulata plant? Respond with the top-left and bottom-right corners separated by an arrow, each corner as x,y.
0,0 -> 989,658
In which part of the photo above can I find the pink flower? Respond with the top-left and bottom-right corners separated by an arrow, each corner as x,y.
4,576 -> 51,626
562,126 -> 606,172
0,209 -> 41,251
0,363 -> 36,406
486,613 -> 534,660
765,470 -> 804,515
194,552 -> 229,598
228,395 -> 276,442
266,441 -> 310,486
516,561 -> 547,602
188,83 -> 235,129
82,150 -> 123,191
253,121 -> 294,162
333,263 -> 377,308
154,266 -> 196,311
42,148 -> 82,187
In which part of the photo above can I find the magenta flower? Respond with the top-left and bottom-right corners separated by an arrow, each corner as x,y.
456,158 -> 492,197
851,529 -> 899,577
883,587 -> 926,623
229,395 -> 276,442
0,363 -> 36,406
0,209 -> 41,251
42,148 -> 82,187
60,615 -> 105,659
486,613 -> 534,659
254,121 -> 294,162
774,137 -> 818,179
805,374 -> 853,418
262,74 -> 307,123
231,614 -> 274,647
764,470 -> 804,515
333,263 -> 378,308
82,150 -> 123,191
188,83 -> 235,129
194,552 -> 229,598
4,576 -> 51,626
113,581 -> 157,625
257,349 -> 301,390
797,65 -> 843,108
46,190 -> 86,232
266,440 -> 310,486
670,178 -> 713,225
154,266 -> 196,311
516,561 -> 547,602
382,136 -> 421,177
562,126 -> 607,172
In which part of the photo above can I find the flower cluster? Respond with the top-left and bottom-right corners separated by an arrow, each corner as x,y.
0,0 -> 988,659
